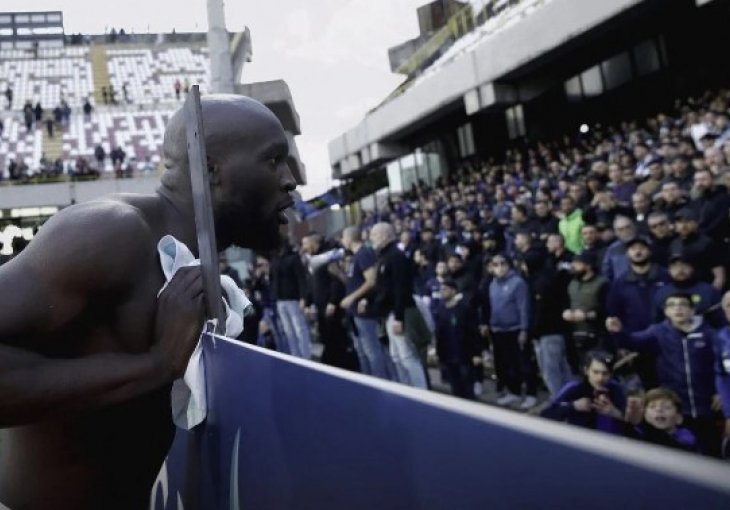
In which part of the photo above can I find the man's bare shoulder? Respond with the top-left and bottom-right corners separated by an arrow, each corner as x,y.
15,197 -> 158,289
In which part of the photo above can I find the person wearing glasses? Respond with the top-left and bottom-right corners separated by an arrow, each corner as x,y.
606,292 -> 730,457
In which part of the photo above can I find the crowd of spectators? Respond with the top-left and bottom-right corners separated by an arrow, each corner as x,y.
240,89 -> 730,459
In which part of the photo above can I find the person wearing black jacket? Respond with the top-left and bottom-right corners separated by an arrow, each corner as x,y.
690,169 -> 730,243
367,222 -> 429,388
434,279 -> 482,399
271,241 -> 312,359
302,233 -> 357,370
532,256 -> 573,396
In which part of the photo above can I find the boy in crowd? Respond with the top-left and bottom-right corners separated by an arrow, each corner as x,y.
541,351 -> 626,434
434,279 -> 483,400
626,387 -> 699,453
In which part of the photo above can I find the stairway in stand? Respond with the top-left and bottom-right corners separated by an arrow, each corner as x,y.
89,44 -> 110,105
42,130 -> 64,161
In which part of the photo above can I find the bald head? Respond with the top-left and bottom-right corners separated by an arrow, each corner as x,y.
370,222 -> 395,251
162,94 -> 284,182
160,94 -> 296,252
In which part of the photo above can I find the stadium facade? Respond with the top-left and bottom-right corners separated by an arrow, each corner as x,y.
327,0 -> 729,225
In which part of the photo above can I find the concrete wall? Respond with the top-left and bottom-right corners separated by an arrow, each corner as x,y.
0,176 -> 160,209
329,0 -> 646,172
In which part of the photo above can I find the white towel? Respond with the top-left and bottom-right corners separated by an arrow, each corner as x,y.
157,235 -> 252,429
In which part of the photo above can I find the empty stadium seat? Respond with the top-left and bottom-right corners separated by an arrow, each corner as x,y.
0,47 -> 94,110
107,46 -> 210,105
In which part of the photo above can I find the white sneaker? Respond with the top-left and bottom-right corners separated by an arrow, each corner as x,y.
519,396 -> 538,410
496,393 -> 520,406
473,382 -> 484,396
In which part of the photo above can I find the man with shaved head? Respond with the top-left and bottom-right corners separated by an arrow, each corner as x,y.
340,226 -> 390,379
368,222 -> 429,388
0,95 -> 296,508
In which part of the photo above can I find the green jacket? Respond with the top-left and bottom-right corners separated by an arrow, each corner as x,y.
559,209 -> 585,254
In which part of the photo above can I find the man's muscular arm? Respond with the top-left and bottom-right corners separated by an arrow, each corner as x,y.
0,201 -> 204,427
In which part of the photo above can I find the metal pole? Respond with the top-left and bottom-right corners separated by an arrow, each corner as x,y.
184,84 -> 225,333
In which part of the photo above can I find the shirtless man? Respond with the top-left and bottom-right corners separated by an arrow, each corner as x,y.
0,95 -> 296,509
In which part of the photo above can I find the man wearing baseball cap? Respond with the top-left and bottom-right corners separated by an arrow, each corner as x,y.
670,207 -> 725,290
653,251 -> 722,325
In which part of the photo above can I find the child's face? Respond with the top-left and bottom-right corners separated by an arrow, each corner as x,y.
644,398 -> 681,431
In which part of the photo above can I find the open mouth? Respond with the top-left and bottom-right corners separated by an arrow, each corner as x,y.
277,201 -> 294,225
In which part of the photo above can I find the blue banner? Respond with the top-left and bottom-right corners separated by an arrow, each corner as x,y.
152,333 -> 730,509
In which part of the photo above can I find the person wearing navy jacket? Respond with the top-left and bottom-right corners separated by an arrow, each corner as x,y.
717,291 -> 730,451
606,236 -> 669,388
607,292 -> 730,456
434,279 -> 483,400
541,350 -> 626,434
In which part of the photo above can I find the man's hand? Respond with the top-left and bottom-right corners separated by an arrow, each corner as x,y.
593,394 -> 622,419
625,396 -> 644,425
518,330 -> 528,348
325,303 -> 337,317
357,299 -> 368,315
479,325 -> 490,338
151,266 -> 205,380
391,320 -> 404,335
712,394 -> 722,412
605,317 -> 623,333
573,398 -> 592,413
572,309 -> 586,322
299,299 -> 307,310
339,295 -> 355,310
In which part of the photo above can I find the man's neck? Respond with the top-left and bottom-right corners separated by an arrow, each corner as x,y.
351,241 -> 363,253
631,263 -> 651,275
672,319 -> 694,333
156,186 -> 199,254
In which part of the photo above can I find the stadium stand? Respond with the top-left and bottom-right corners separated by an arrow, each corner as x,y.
63,110 -> 171,170
106,45 -> 210,105
0,116 -> 42,176
0,47 -> 93,109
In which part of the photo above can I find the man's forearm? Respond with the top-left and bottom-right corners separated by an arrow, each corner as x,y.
345,281 -> 374,304
0,346 -> 172,427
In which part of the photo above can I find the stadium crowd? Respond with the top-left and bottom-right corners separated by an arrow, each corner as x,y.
240,88 -> 730,459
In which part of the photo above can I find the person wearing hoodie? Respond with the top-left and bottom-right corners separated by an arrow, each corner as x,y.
487,254 -> 536,409
606,292 -> 730,456
541,350 -> 626,435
